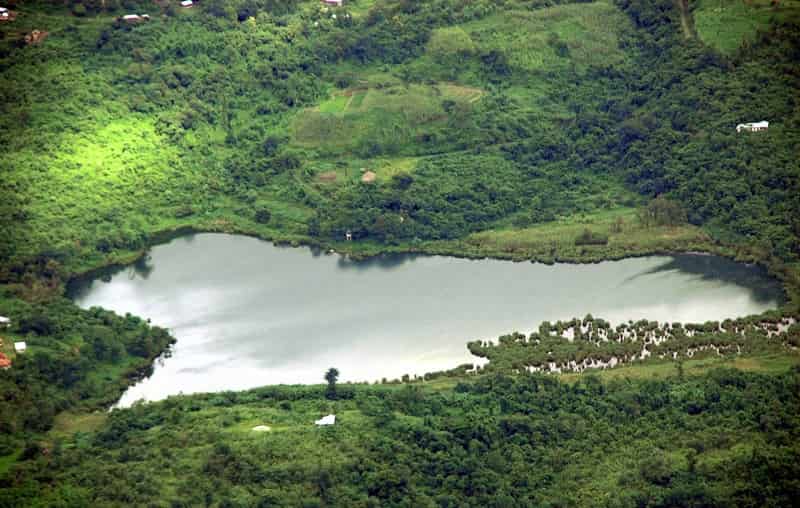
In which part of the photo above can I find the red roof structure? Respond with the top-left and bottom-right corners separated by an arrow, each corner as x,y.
0,352 -> 11,369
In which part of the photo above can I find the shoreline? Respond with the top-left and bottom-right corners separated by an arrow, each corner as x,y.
62,222 -> 799,312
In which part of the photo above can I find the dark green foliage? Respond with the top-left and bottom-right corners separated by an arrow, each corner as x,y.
0,295 -> 174,438
325,367 -> 339,399
254,207 -> 271,224
3,368 -> 799,507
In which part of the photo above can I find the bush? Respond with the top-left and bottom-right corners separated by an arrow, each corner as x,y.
254,208 -> 271,224
574,228 -> 609,246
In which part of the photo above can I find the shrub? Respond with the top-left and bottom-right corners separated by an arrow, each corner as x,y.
254,208 -> 271,224
574,228 -> 609,246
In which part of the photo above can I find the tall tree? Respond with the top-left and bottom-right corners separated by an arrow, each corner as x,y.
324,368 -> 339,400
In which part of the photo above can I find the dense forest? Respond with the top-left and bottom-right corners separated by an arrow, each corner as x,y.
3,368 -> 800,507
1,0 -> 800,505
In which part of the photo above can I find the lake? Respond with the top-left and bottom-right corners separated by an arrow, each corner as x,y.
69,233 -> 785,406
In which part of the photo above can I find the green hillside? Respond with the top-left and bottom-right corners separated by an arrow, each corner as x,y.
1,0 -> 800,505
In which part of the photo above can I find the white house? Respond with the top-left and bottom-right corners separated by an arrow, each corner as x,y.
122,14 -> 150,23
736,121 -> 769,133
14,341 -> 26,353
0,316 -> 9,327
322,0 -> 343,7
314,414 -> 336,426
180,0 -> 194,7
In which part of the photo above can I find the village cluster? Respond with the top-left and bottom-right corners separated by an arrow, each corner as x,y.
0,316 -> 25,371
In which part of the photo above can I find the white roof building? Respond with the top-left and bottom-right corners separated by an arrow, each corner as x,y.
736,121 -> 769,133
314,414 -> 336,426
122,14 -> 150,22
14,341 -> 26,353
0,316 -> 9,326
181,0 -> 194,7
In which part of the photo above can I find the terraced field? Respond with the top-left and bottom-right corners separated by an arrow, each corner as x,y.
291,82 -> 484,155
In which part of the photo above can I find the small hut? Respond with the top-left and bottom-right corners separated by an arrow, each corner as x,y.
0,316 -> 9,328
0,353 -> 10,370
14,341 -> 26,353
345,230 -> 353,241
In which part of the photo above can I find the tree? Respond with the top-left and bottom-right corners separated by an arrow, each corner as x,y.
324,368 -> 339,399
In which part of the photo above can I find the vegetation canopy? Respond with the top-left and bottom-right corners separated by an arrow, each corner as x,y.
1,0 -> 800,505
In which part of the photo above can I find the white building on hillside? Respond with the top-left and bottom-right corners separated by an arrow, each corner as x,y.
14,341 -> 26,353
314,414 -> 336,426
736,121 -> 769,133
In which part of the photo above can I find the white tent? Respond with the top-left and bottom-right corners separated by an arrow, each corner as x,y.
314,414 -> 335,426
14,342 -> 26,353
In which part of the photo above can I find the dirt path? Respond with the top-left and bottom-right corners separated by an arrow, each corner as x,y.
675,0 -> 698,39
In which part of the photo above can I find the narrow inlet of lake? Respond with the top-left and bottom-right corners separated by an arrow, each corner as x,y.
69,233 -> 784,406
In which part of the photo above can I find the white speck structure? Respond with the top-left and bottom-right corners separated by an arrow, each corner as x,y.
314,414 -> 336,426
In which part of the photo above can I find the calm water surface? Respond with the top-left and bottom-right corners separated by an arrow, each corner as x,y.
69,234 -> 784,406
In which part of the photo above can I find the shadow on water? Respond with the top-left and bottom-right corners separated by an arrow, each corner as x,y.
336,253 -> 420,271
627,254 -> 785,305
66,255 -> 156,300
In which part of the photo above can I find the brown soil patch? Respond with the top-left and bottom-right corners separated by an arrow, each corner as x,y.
318,171 -> 338,183
24,30 -> 49,45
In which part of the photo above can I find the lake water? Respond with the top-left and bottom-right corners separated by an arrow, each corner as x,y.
69,233 -> 784,406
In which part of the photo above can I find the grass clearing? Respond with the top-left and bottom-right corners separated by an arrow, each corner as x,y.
462,0 -> 631,73
291,81 -> 483,156
459,208 -> 711,262
51,411 -> 108,438
558,351 -> 800,384
693,0 -> 800,54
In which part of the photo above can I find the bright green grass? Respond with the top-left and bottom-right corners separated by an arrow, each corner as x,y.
456,207 -> 713,261
694,0 -> 800,54
317,94 -> 350,113
462,0 -> 631,73
291,82 -> 482,154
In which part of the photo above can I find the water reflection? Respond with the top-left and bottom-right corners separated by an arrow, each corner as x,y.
69,233 -> 784,406
629,254 -> 783,304
336,253 -> 419,271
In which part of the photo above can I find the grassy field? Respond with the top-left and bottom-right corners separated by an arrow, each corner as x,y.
693,0 -> 800,54
558,351 -> 800,383
453,208 -> 713,262
291,81 -> 483,156
461,0 -> 631,72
